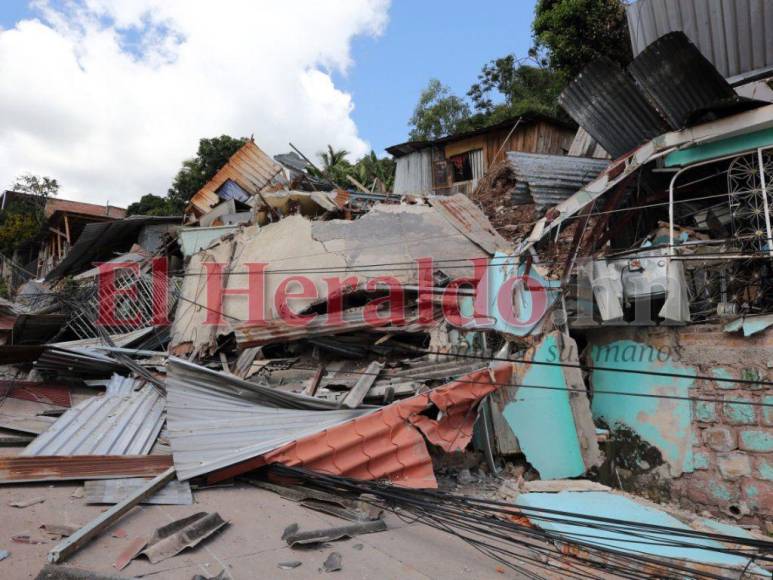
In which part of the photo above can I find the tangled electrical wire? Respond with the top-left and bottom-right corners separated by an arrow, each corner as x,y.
271,465 -> 773,580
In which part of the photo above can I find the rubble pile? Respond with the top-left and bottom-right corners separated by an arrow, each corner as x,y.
0,29 -> 769,580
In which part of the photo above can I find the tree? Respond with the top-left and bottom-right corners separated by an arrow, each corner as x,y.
467,55 -> 565,119
0,173 -> 59,256
12,174 -> 59,198
167,135 -> 247,207
408,79 -> 471,141
126,193 -> 180,217
353,151 -> 396,192
308,145 -> 353,188
533,0 -> 631,81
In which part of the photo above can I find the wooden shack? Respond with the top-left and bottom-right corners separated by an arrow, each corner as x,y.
387,114 -> 575,195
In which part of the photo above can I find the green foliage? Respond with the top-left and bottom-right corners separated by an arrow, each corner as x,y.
167,135 -> 247,206
533,0 -> 631,81
0,173 -> 57,256
12,174 -> 59,198
408,79 -> 471,141
126,193 -> 181,217
353,151 -> 395,192
467,55 -> 565,119
309,146 -> 395,191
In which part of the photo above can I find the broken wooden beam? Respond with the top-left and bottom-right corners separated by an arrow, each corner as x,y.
340,361 -> 383,409
48,467 -> 176,563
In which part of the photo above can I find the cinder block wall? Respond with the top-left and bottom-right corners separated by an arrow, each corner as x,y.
579,324 -> 772,526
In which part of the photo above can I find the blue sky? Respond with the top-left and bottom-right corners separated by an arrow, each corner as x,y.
0,1 -> 538,203
333,0 -> 539,152
0,0 -> 537,154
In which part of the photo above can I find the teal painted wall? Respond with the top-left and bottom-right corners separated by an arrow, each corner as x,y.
589,339 -> 696,475
503,334 -> 586,479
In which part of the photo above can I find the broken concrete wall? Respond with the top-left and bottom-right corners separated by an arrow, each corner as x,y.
495,331 -> 601,479
580,324 -> 772,526
170,201 -> 495,356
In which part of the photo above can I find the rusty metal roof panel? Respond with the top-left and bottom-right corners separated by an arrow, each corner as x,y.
188,140 -> 283,216
0,455 -> 172,484
427,193 -> 511,254
504,152 -> 609,210
165,357 -> 369,481
21,385 -> 164,457
626,0 -> 773,79
559,58 -> 669,159
0,380 -> 71,407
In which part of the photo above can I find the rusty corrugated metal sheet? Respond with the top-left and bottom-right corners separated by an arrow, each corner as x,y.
0,455 -> 172,483
210,364 -> 513,488
428,194 -> 510,254
188,140 -> 283,217
0,380 -> 71,407
44,198 -> 126,220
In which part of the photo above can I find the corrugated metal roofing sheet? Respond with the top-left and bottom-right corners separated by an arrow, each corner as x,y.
626,0 -> 773,79
0,455 -> 172,484
165,357 -> 369,481
35,346 -> 128,379
628,32 -> 760,129
427,193 -> 511,254
0,380 -> 71,407
44,198 -> 126,220
559,58 -> 669,159
505,152 -> 609,210
85,478 -> 193,505
21,385 -> 164,457
188,140 -> 282,217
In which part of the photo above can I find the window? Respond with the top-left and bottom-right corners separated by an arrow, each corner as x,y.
448,149 -> 484,183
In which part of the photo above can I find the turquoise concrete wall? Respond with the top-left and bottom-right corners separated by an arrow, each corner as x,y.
589,339 -> 696,475
503,334 -> 586,479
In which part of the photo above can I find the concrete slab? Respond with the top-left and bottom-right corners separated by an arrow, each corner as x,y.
0,479 -> 548,579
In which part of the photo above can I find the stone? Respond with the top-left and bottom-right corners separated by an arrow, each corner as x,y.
694,401 -> 717,423
762,395 -> 773,426
738,429 -> 773,453
693,450 -> 711,470
711,368 -> 736,390
753,457 -> 773,481
740,367 -> 765,390
707,480 -> 739,504
717,453 -> 751,480
703,427 -> 736,452
722,395 -> 757,425
740,480 -> 773,512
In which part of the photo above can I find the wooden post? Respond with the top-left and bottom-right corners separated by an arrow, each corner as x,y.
63,214 -> 71,244
48,467 -> 176,563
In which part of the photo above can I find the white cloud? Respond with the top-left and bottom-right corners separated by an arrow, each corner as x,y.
0,0 -> 389,205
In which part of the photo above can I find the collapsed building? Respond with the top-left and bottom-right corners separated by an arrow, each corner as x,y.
0,7 -> 769,579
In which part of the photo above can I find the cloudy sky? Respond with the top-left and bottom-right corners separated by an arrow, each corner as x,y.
0,1 -> 535,206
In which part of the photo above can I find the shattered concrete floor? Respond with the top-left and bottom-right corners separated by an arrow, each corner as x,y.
0,477 -> 539,579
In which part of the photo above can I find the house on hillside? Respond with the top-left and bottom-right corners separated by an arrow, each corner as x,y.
386,114 -> 576,196
0,190 -> 126,279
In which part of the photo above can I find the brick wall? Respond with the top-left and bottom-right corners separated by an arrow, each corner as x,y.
579,324 -> 772,526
